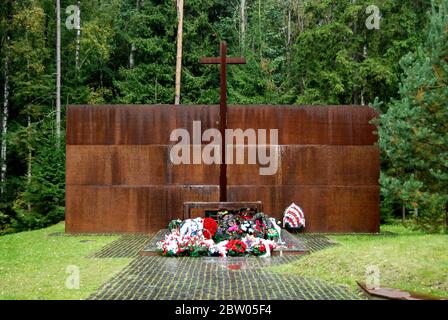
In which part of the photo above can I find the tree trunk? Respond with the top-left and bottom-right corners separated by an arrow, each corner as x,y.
154,76 -> 158,103
240,0 -> 246,54
287,4 -> 291,46
258,0 -> 262,61
295,0 -> 304,34
174,0 -> 184,105
286,1 -> 292,80
294,0 -> 305,92
1,36 -> 10,195
56,0 -> 61,148
445,203 -> 448,233
75,1 -> 81,72
27,116 -> 31,182
27,115 -> 32,212
361,44 -> 367,105
129,0 -> 140,69
351,0 -> 360,105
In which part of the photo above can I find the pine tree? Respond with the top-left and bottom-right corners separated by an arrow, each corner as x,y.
0,0 -> 439,233
379,0 -> 448,233
11,115 -> 65,230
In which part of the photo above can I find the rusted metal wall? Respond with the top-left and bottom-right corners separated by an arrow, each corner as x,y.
66,105 -> 380,233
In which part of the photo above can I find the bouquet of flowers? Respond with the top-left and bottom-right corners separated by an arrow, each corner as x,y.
157,230 -> 182,257
252,243 -> 268,256
203,217 -> 218,240
158,211 -> 282,257
157,230 -> 214,257
251,240 -> 276,257
241,235 -> 277,257
225,239 -> 247,256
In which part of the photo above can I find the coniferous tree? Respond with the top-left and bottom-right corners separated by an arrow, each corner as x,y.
0,0 -> 440,234
379,0 -> 448,233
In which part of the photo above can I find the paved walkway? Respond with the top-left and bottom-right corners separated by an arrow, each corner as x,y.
85,233 -> 362,300
89,256 -> 362,300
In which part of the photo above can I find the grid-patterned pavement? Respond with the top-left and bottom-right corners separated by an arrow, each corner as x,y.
295,233 -> 338,252
88,255 -> 363,300
87,234 -> 152,258
60,231 -> 363,300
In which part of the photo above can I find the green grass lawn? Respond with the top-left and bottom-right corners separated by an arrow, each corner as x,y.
1,222 -> 447,300
272,224 -> 448,298
0,223 -> 132,300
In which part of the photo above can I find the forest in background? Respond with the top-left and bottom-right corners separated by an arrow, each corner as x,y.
0,0 -> 446,234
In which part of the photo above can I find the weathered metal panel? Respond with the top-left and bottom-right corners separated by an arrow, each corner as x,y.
67,105 -> 220,145
66,104 -> 380,233
67,105 -> 377,146
66,145 -> 220,186
227,105 -> 378,145
66,186 -> 220,233
226,186 -> 379,233
226,145 -> 380,186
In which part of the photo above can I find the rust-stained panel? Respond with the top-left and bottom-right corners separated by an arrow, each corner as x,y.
66,105 -> 380,233
226,186 -> 379,233
66,186 -> 220,233
66,145 -> 220,186
227,105 -> 378,145
226,145 -> 380,186
66,105 -> 220,145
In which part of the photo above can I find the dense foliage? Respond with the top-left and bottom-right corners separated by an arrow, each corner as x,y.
0,0 -> 446,233
378,1 -> 448,233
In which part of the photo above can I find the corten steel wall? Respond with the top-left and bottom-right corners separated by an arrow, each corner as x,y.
66,105 -> 380,233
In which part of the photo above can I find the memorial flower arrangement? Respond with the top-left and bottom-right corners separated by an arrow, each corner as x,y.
157,229 -> 216,257
202,217 -> 218,240
157,210 -> 281,257
225,239 -> 247,256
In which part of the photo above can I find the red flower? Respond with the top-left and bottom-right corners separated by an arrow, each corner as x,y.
225,240 -> 247,255
203,217 -> 218,239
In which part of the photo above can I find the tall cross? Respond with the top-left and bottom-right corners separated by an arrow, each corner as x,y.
200,41 -> 246,202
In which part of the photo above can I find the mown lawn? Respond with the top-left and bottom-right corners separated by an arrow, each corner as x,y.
272,224 -> 448,298
0,223 -> 132,300
1,222 -> 447,300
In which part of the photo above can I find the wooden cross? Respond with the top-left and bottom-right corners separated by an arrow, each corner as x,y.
200,41 -> 246,202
